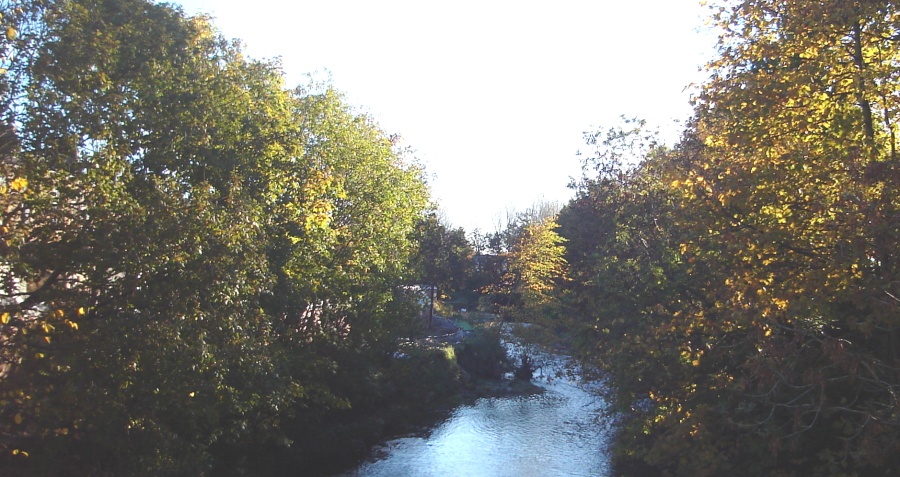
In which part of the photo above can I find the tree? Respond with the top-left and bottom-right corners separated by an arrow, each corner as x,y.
556,2 -> 900,475
0,1 -> 431,474
410,213 -> 473,325
0,1 -> 307,472
676,1 -> 900,473
493,211 -> 567,323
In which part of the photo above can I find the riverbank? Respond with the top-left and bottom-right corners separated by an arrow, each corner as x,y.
280,326 -> 539,477
461,376 -> 544,402
332,345 -> 612,477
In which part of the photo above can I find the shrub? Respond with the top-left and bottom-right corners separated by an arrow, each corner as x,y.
454,329 -> 511,380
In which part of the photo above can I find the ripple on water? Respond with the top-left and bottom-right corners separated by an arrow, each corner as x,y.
332,357 -> 612,477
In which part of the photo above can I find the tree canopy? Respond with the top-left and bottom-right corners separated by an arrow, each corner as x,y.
0,1 -> 429,474
552,1 -> 900,475
4,0 -> 900,476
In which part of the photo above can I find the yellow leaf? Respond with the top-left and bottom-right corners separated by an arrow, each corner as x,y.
1,312 -> 8,324
14,413 -> 22,425
10,177 -> 27,192
78,307 -> 86,316
6,26 -> 17,41
692,359 -> 700,367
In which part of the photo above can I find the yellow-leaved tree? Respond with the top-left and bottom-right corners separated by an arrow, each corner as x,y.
660,0 -> 900,474
558,1 -> 900,476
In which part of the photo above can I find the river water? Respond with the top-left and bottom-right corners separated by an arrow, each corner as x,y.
334,354 -> 612,477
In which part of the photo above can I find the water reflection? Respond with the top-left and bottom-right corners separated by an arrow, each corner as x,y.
334,367 -> 611,477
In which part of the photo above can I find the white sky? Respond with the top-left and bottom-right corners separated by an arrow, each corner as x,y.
172,0 -> 716,232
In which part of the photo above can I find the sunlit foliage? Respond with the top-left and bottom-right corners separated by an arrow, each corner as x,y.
0,1 -> 429,474
557,1 -> 900,475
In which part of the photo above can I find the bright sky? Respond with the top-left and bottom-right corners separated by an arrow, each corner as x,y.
173,0 -> 716,233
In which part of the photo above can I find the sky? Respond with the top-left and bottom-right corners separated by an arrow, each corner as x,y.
173,0 -> 717,233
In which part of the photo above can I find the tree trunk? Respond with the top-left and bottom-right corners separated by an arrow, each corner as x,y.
429,283 -> 435,329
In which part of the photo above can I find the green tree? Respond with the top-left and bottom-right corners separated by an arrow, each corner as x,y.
0,1 -> 306,472
410,213 -> 473,324
0,1 -> 431,474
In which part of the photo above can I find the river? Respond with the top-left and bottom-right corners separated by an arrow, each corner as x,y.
333,352 -> 613,477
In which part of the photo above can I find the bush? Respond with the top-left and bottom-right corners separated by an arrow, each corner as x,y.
513,352 -> 536,381
454,329 -> 511,380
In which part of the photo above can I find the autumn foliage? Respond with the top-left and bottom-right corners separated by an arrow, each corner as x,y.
556,1 -> 900,475
4,0 -> 900,475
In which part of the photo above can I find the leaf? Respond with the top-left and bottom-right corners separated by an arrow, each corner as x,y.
10,177 -> 27,192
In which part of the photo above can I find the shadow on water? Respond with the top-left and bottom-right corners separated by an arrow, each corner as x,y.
331,352 -> 613,477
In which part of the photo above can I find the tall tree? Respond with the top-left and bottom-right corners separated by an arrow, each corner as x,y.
679,1 -> 900,473
0,1 -> 430,474
492,211 -> 567,322
556,2 -> 900,475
